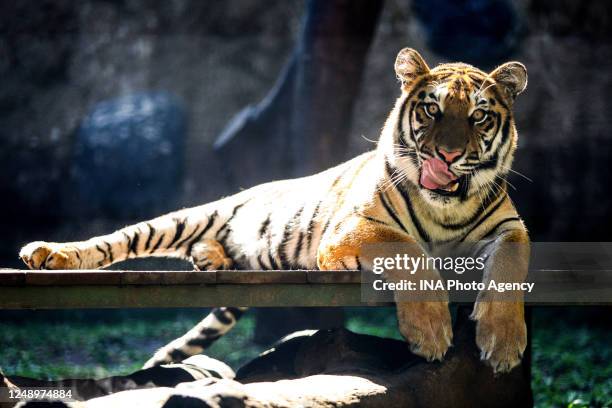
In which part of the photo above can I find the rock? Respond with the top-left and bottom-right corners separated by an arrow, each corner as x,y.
72,92 -> 186,219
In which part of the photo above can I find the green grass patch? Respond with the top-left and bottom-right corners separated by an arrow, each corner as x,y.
0,309 -> 264,378
531,309 -> 611,408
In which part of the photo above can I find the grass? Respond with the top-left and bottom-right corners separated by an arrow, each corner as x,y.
0,308 -> 610,407
0,309 -> 264,379
531,309 -> 611,408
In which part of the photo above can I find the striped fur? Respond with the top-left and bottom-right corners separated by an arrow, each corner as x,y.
20,49 -> 530,373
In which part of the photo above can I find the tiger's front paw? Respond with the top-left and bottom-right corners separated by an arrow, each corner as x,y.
472,301 -> 527,373
19,241 -> 81,270
396,301 -> 453,362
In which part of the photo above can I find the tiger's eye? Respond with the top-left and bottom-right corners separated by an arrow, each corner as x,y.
425,103 -> 439,117
471,109 -> 486,123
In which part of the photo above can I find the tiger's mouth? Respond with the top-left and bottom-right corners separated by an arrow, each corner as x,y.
419,157 -> 466,196
428,176 -> 467,196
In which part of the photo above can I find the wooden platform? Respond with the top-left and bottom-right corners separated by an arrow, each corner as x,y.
0,269 -> 364,309
1,269 -> 610,309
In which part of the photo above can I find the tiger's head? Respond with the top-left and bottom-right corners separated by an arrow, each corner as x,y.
386,48 -> 527,207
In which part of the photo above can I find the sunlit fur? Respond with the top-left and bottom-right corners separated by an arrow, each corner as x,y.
382,63 -> 519,208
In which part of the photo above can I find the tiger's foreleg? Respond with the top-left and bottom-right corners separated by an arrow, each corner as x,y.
316,216 -> 452,362
142,306 -> 248,368
19,207 -> 231,271
471,229 -> 530,373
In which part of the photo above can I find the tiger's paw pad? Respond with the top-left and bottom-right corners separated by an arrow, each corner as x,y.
397,301 -> 453,362
472,303 -> 527,373
19,241 -> 80,270
192,239 -> 233,271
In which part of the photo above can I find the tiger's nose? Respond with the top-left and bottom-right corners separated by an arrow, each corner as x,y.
438,148 -> 463,163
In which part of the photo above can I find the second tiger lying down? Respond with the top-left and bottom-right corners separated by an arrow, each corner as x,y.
20,48 -> 530,373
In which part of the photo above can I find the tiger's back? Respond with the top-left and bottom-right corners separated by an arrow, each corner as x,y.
215,151 -> 378,271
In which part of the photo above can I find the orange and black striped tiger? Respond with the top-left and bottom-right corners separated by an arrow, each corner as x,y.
20,48 -> 529,373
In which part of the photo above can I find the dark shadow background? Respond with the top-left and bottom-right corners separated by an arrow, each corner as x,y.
0,0 -> 611,405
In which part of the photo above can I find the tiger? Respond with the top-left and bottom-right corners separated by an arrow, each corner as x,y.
19,48 -> 529,373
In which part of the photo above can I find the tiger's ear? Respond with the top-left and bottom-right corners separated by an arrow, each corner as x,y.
395,48 -> 430,86
489,62 -> 527,99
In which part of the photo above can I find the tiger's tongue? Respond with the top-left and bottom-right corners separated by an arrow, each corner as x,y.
420,157 -> 458,190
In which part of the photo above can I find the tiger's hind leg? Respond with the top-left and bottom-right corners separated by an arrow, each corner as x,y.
20,237 -> 234,271
19,206 -> 231,270
142,307 -> 248,369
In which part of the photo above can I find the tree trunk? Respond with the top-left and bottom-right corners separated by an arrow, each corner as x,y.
214,0 -> 384,186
